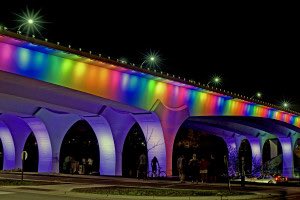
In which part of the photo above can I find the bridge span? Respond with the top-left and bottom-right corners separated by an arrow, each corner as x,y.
1,29 -> 300,178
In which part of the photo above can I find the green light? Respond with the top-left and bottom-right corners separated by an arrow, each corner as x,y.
16,7 -> 46,36
208,75 -> 222,86
283,102 -> 289,108
28,19 -> 34,24
256,92 -> 262,98
141,50 -> 162,70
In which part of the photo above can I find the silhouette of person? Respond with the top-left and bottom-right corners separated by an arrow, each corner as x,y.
177,154 -> 186,183
189,154 -> 199,183
209,154 -> 216,182
199,158 -> 209,183
138,153 -> 147,179
151,156 -> 159,177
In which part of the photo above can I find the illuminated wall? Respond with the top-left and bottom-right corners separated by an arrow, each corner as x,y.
0,114 -> 52,172
0,34 -> 300,128
0,121 -> 15,170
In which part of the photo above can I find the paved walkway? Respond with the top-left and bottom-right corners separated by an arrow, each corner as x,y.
0,172 -> 280,199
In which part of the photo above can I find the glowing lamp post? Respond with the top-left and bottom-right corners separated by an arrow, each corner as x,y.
16,8 -> 45,36
207,76 -> 221,86
283,102 -> 289,108
250,92 -> 262,100
140,50 -> 161,70
28,19 -> 34,24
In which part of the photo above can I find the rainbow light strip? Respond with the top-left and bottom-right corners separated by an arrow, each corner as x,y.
1,33 -> 300,127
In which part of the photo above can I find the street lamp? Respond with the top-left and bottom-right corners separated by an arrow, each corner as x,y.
140,50 -> 161,70
28,19 -> 34,24
140,56 -> 156,68
207,76 -> 221,86
250,92 -> 262,100
282,102 -> 289,108
16,8 -> 45,36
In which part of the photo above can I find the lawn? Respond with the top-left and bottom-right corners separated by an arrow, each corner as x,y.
0,179 -> 56,186
72,186 -> 251,196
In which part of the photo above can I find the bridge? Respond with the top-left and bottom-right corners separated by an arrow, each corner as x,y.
0,29 -> 300,178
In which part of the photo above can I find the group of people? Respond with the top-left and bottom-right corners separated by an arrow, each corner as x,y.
62,156 -> 94,175
177,153 -> 216,183
137,153 -> 160,179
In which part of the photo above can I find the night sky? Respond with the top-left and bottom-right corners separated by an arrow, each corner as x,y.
1,1 -> 299,112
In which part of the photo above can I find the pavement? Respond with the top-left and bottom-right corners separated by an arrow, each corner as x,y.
0,172 -> 288,199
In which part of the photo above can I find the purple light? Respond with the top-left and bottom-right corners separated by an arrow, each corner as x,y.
83,116 -> 116,175
0,121 -> 15,170
23,118 -> 52,172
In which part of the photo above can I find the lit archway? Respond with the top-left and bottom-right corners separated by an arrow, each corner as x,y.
122,123 -> 147,178
59,120 -> 100,175
293,139 -> 300,177
23,132 -> 38,172
0,138 -> 3,170
262,138 -> 283,174
172,124 -> 228,180
238,139 -> 252,175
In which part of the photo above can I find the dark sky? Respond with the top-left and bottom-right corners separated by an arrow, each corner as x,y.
1,1 -> 299,112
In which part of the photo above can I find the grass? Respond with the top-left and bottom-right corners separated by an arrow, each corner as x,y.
72,186 -> 251,196
0,179 -> 56,186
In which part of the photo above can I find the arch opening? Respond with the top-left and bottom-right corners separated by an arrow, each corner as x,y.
23,132 -> 38,172
262,138 -> 283,175
122,123 -> 147,178
293,139 -> 300,177
59,120 -> 100,175
0,138 -> 3,170
173,123 -> 228,182
238,139 -> 252,176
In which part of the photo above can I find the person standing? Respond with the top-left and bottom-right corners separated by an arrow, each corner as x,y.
151,156 -> 159,177
209,154 -> 216,182
189,154 -> 199,183
199,158 -> 209,183
138,153 -> 147,180
87,157 -> 93,174
177,155 -> 186,183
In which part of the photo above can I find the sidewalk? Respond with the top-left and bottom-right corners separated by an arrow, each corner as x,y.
0,172 -> 280,199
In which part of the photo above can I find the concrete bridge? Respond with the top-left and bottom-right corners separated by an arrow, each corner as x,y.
0,29 -> 300,178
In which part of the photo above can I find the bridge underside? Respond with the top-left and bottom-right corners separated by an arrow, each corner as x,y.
1,67 -> 300,178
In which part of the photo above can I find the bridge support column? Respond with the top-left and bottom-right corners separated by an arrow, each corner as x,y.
223,136 -> 241,177
0,121 -> 15,170
152,101 -> 189,176
278,137 -> 293,178
35,109 -> 81,173
101,107 -> 137,176
248,137 -> 262,176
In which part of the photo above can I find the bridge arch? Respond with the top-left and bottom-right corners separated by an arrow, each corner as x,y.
172,118 -> 231,179
0,120 -> 15,170
0,114 -> 52,172
238,139 -> 252,175
122,123 -> 147,178
35,108 -> 116,175
262,138 -> 283,175
59,120 -> 100,174
101,106 -> 166,176
294,138 -> 300,177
